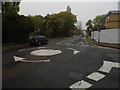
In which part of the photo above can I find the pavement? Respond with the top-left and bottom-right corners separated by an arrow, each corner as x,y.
2,35 -> 120,89
85,35 -> 120,50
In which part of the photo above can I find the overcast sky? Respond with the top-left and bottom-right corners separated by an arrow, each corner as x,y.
18,1 -> 119,28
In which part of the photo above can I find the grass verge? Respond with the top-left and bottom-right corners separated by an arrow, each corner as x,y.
2,43 -> 29,52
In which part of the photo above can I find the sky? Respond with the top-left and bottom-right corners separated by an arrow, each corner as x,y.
18,0 -> 119,29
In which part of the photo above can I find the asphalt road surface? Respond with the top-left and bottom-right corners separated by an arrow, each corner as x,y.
2,35 -> 120,89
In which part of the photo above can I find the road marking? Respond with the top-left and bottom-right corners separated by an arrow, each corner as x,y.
68,48 -> 80,55
78,42 -> 84,45
68,48 -> 77,51
13,56 -> 50,63
99,61 -> 120,73
37,47 -> 47,49
13,56 -> 26,62
69,80 -> 92,89
113,62 -> 120,68
19,49 -> 27,52
87,72 -> 105,81
74,50 -> 80,55
19,47 -> 47,52
31,49 -> 62,56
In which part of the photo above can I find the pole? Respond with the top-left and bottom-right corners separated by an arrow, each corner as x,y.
98,31 -> 100,43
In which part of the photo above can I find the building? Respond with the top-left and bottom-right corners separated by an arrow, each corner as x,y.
66,5 -> 71,13
105,10 -> 120,29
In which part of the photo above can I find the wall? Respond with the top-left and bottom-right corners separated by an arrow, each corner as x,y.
91,29 -> 120,44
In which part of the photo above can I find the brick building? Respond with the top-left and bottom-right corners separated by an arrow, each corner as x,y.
105,10 -> 120,29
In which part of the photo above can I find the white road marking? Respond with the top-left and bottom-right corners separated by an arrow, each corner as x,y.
87,72 -> 105,81
68,48 -> 77,51
31,49 -> 62,56
13,56 -> 26,62
13,56 -> 50,63
99,61 -> 113,73
113,62 -> 120,68
18,59 -> 50,63
68,48 -> 80,55
69,80 -> 92,89
69,60 -> 120,89
37,47 -> 47,49
99,61 -> 120,73
78,42 -> 84,45
19,47 -> 47,52
74,50 -> 80,55
19,49 -> 27,52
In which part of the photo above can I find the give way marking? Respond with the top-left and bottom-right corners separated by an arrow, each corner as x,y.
69,60 -> 120,89
99,60 -> 120,73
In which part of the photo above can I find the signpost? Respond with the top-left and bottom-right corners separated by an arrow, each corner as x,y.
98,24 -> 101,43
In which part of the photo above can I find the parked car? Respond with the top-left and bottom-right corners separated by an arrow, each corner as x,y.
29,35 -> 48,46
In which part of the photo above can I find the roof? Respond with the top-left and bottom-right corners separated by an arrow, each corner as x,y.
106,10 -> 120,16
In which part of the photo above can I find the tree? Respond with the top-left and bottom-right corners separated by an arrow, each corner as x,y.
93,15 -> 106,30
2,2 -> 20,43
57,11 -> 77,36
16,15 -> 34,42
43,14 -> 64,37
43,11 -> 77,37
28,15 -> 44,36
2,2 -> 34,43
2,2 -> 20,15
86,19 -> 93,36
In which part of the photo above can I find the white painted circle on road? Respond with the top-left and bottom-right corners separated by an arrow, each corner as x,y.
31,49 -> 62,56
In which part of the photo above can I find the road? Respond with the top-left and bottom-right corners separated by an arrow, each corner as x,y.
2,35 -> 120,89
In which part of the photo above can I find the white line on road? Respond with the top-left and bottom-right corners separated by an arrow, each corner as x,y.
69,80 -> 92,89
68,48 -> 77,51
87,72 -> 105,81
19,47 -> 47,52
13,56 -> 50,63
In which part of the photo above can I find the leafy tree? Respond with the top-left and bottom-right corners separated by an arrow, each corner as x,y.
57,11 -> 77,36
43,14 -> 64,37
86,19 -> 93,36
15,15 -> 34,42
2,2 -> 34,44
2,2 -> 20,43
93,15 -> 106,30
2,2 -> 20,15
42,11 -> 77,38
28,15 -> 44,35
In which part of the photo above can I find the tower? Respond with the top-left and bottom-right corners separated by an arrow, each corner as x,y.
66,5 -> 71,13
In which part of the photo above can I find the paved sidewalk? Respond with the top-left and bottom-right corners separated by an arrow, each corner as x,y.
84,35 -> 120,50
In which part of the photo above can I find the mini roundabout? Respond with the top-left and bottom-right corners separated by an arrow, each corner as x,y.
14,47 -> 62,63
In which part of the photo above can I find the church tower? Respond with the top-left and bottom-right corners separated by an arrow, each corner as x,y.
66,5 -> 71,13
